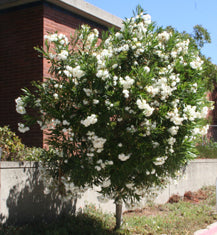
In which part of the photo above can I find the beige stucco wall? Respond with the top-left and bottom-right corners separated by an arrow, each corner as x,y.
1,159 -> 217,224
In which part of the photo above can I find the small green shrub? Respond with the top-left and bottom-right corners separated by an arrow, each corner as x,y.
0,126 -> 42,161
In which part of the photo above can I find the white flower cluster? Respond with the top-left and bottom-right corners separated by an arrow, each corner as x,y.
118,153 -> 131,161
121,13 -> 151,36
86,28 -> 99,45
171,39 -> 190,58
190,56 -> 204,70
119,76 -> 135,98
44,33 -> 69,45
63,65 -> 85,80
87,131 -> 106,153
72,65 -> 85,79
183,105 -> 200,121
168,126 -> 179,136
18,123 -> 29,133
154,156 -> 168,166
141,119 -> 157,136
136,98 -> 154,117
146,75 -> 177,101
166,107 -> 184,125
96,69 -> 110,80
57,50 -> 68,60
157,31 -> 171,42
101,178 -> 111,188
95,159 -> 113,172
81,114 -> 97,127
15,97 -> 26,114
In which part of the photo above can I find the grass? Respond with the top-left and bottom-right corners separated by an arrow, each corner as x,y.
196,139 -> 217,159
1,186 -> 217,235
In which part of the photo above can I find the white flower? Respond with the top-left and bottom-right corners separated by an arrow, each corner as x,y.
112,64 -> 118,69
190,56 -> 203,70
143,66 -> 150,73
93,99 -> 99,104
183,105 -> 198,121
63,70 -> 72,77
65,65 -> 73,72
95,166 -> 101,171
168,126 -> 179,136
92,136 -> 106,149
87,153 -> 94,157
115,32 -> 123,40
157,31 -> 171,42
57,50 -> 68,60
81,114 -> 97,127
152,141 -> 160,148
18,123 -> 30,133
72,66 -> 85,79
118,153 -> 131,161
121,44 -> 129,51
53,93 -> 58,99
154,156 -> 167,166
168,137 -> 176,146
35,99 -> 41,107
106,160 -> 113,165
52,119 -> 61,126
201,125 -> 209,135
136,98 -> 154,117
48,53 -> 56,59
83,100 -> 89,105
120,76 -> 134,89
171,50 -> 178,58
166,108 -> 184,125
101,178 -> 111,188
146,85 -> 159,97
15,97 -> 26,114
63,120 -> 70,126
44,33 -> 58,42
200,106 -> 209,118
93,28 -> 99,36
83,88 -> 92,97
122,89 -> 129,98
87,32 -> 95,44
15,97 -> 24,106
142,14 -> 151,25
96,69 -> 109,80
16,105 -> 26,115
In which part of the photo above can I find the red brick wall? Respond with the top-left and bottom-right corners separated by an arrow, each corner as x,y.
42,3 -> 106,146
0,3 -> 43,147
0,2 -> 107,147
43,3 -> 106,78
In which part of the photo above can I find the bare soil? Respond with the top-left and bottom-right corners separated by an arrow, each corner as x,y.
124,188 -> 210,217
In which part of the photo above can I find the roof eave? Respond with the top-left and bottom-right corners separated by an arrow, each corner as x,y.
0,0 -> 123,29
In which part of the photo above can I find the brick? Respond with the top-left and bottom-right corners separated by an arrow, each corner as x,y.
0,2 -> 107,147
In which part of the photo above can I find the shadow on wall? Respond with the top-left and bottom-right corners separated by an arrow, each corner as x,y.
0,164 -> 77,226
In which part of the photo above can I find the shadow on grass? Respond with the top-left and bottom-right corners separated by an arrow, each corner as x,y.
0,214 -> 120,235
0,163 -> 120,234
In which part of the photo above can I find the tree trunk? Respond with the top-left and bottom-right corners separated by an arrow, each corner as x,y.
115,200 -> 123,230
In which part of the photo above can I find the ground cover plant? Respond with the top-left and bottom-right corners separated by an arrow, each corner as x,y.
15,6 -> 213,228
0,186 -> 216,234
0,126 -> 42,161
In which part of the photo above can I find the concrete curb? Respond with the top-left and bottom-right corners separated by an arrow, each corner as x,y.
194,222 -> 217,235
